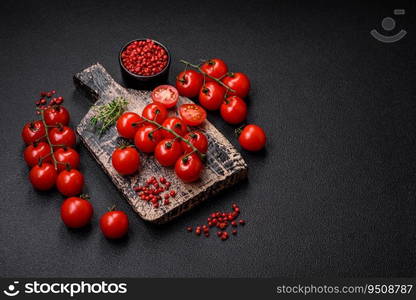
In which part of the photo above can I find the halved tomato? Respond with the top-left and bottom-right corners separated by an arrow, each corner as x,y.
179,104 -> 207,127
151,85 -> 179,109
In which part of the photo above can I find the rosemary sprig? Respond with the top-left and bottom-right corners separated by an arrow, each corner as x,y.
90,97 -> 128,136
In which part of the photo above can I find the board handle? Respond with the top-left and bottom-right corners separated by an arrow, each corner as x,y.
73,63 -> 121,103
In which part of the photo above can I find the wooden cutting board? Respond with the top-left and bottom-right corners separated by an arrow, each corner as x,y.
74,63 -> 248,224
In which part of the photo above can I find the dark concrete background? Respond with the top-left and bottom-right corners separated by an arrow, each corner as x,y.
0,0 -> 415,277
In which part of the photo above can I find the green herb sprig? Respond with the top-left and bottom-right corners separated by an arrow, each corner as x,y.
90,97 -> 128,136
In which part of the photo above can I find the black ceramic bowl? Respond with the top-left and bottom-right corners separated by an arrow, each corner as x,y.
119,38 -> 171,90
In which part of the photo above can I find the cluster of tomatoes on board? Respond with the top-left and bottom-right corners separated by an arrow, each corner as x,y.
21,91 -> 129,239
176,58 -> 267,152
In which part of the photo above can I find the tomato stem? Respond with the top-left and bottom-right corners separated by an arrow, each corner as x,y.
38,109 -> 63,170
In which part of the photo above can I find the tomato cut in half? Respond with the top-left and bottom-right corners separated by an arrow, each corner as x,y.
151,85 -> 179,109
179,104 -> 207,127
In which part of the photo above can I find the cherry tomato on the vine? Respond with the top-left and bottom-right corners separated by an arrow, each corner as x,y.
238,124 -> 267,152
100,210 -> 129,239
181,131 -> 208,154
155,139 -> 184,167
116,112 -> 143,139
220,96 -> 247,124
179,104 -> 207,127
53,147 -> 80,172
22,120 -> 46,145
24,142 -> 51,167
61,196 -> 93,228
29,162 -> 58,191
176,70 -> 204,98
200,58 -> 228,82
49,126 -> 76,149
175,153 -> 203,183
142,103 -> 168,124
221,72 -> 250,98
198,81 -> 226,111
44,106 -> 70,126
151,85 -> 179,109
111,146 -> 140,175
162,117 -> 187,138
134,124 -> 164,153
56,169 -> 84,197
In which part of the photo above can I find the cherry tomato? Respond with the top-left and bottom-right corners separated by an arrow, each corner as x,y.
61,196 -> 93,228
179,104 -> 207,127
24,142 -> 51,167
56,169 -> 84,197
221,72 -> 250,98
181,131 -> 208,154
175,70 -> 204,98
162,117 -> 188,139
100,210 -> 129,239
44,106 -> 70,126
200,58 -> 228,82
155,139 -> 184,167
116,112 -> 143,139
175,153 -> 203,183
53,147 -> 80,172
220,96 -> 247,124
134,124 -> 164,153
151,85 -> 179,109
198,81 -> 226,111
29,162 -> 58,191
111,147 -> 140,175
238,124 -> 267,152
142,103 -> 168,124
22,120 -> 46,145
49,126 -> 76,149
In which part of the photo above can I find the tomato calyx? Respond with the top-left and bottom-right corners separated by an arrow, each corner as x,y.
79,193 -> 90,201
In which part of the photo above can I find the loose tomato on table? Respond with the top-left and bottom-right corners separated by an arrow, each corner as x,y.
179,104 -> 207,127
111,146 -> 140,175
238,124 -> 267,152
49,126 -> 76,149
29,162 -> 58,191
134,124 -> 164,153
100,210 -> 129,239
155,139 -> 184,167
61,196 -> 93,228
200,58 -> 228,82
151,85 -> 179,109
142,103 -> 168,124
221,72 -> 250,98
53,147 -> 80,172
220,96 -> 247,124
175,153 -> 203,183
24,142 -> 51,167
198,81 -> 226,111
44,106 -> 70,126
162,117 -> 187,138
116,112 -> 143,139
181,131 -> 208,154
56,168 -> 84,197
175,70 -> 204,98
22,120 -> 46,145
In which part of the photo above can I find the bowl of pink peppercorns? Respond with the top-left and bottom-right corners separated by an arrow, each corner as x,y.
119,38 -> 171,90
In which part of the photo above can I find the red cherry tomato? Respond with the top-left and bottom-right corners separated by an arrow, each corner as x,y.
53,147 -> 80,172
22,120 -> 46,145
155,139 -> 184,167
61,196 -> 93,228
111,147 -> 140,175
142,103 -> 168,124
134,124 -> 164,153
200,58 -> 228,82
162,117 -> 188,139
198,81 -> 226,111
151,85 -> 179,109
56,169 -> 84,197
220,96 -> 247,124
29,162 -> 58,191
116,112 -> 143,139
44,106 -> 70,126
100,210 -> 129,239
175,153 -> 203,183
181,131 -> 208,154
238,124 -> 267,152
175,70 -> 204,98
49,126 -> 76,149
179,104 -> 207,127
24,142 -> 51,167
221,72 -> 250,98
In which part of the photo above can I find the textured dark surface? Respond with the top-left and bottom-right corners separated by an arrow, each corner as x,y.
0,0 -> 415,277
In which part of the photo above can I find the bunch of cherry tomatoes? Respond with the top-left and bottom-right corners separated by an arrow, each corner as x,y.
21,91 -> 128,239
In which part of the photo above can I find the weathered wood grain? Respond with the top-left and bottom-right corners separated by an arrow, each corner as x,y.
74,63 -> 247,224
